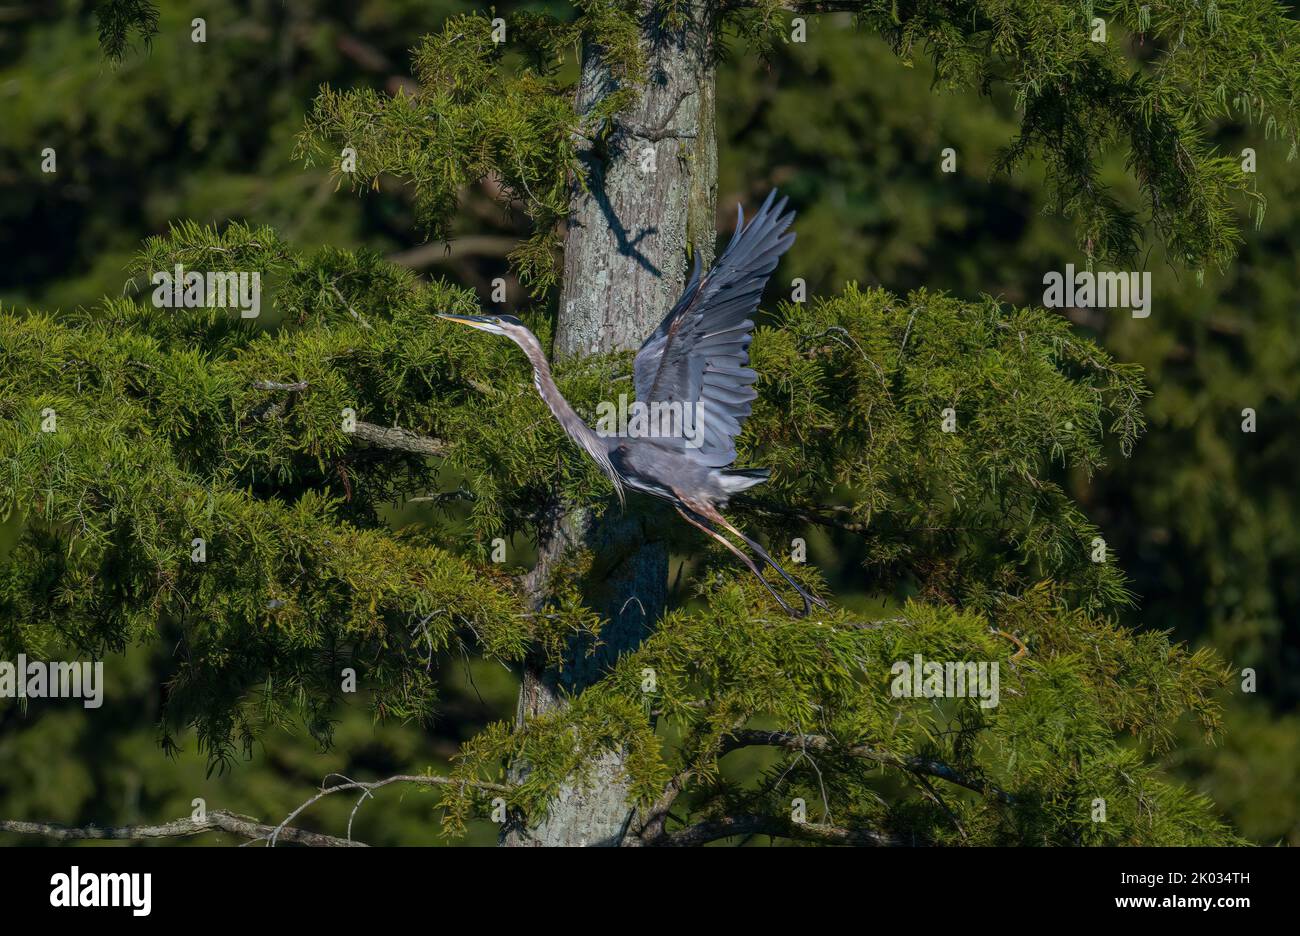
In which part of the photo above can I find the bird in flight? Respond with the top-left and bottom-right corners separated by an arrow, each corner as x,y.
439,190 -> 827,617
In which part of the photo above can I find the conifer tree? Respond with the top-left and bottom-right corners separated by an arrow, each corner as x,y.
3,0 -> 1295,845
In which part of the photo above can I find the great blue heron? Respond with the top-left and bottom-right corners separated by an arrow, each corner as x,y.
439,190 -> 827,617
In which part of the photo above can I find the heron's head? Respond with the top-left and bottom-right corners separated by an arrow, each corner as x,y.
437,313 -> 528,340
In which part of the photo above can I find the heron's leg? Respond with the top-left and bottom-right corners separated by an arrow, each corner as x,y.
674,506 -> 801,617
712,514 -> 830,613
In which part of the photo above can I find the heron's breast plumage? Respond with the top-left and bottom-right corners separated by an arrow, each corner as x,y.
612,438 -> 750,506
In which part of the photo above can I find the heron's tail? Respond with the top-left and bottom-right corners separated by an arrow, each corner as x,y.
718,467 -> 770,493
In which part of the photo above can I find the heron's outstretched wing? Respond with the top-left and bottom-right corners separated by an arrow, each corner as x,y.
633,189 -> 795,468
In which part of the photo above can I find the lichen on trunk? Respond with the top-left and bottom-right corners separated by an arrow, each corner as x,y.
504,0 -> 718,847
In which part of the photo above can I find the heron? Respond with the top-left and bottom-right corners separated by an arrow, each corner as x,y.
439,190 -> 828,617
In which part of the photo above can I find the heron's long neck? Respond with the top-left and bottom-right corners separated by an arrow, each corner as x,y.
517,338 -> 624,499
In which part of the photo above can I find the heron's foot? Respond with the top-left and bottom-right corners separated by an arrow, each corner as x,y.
765,585 -> 825,618
993,628 -> 1028,661
775,591 -> 804,617
791,585 -> 829,616
787,586 -> 828,618
756,577 -> 804,617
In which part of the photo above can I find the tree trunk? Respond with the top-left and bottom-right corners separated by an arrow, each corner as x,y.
503,0 -> 718,847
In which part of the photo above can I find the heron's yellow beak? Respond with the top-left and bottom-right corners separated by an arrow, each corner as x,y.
437,313 -> 493,330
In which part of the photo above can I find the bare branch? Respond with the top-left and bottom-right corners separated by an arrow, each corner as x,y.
786,1 -> 863,11
0,810 -> 358,847
618,123 -> 698,142
388,236 -> 522,269
736,495 -> 995,540
348,421 -> 448,457
330,283 -> 373,330
270,773 -> 512,847
724,730 -> 1015,804
407,486 -> 477,505
735,495 -> 871,534
4,773 -> 512,847
617,88 -> 699,141
634,767 -> 696,844
652,813 -> 904,847
250,379 -> 309,392
248,381 -> 450,455
635,715 -> 753,843
721,0 -> 864,12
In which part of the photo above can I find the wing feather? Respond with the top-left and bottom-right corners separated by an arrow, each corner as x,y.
632,190 -> 796,468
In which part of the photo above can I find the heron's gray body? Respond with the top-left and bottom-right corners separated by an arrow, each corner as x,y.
438,190 -> 826,616
607,438 -> 769,508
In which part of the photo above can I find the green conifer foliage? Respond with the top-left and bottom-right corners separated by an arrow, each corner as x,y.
3,0 -> 1294,844
0,223 -> 1237,843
